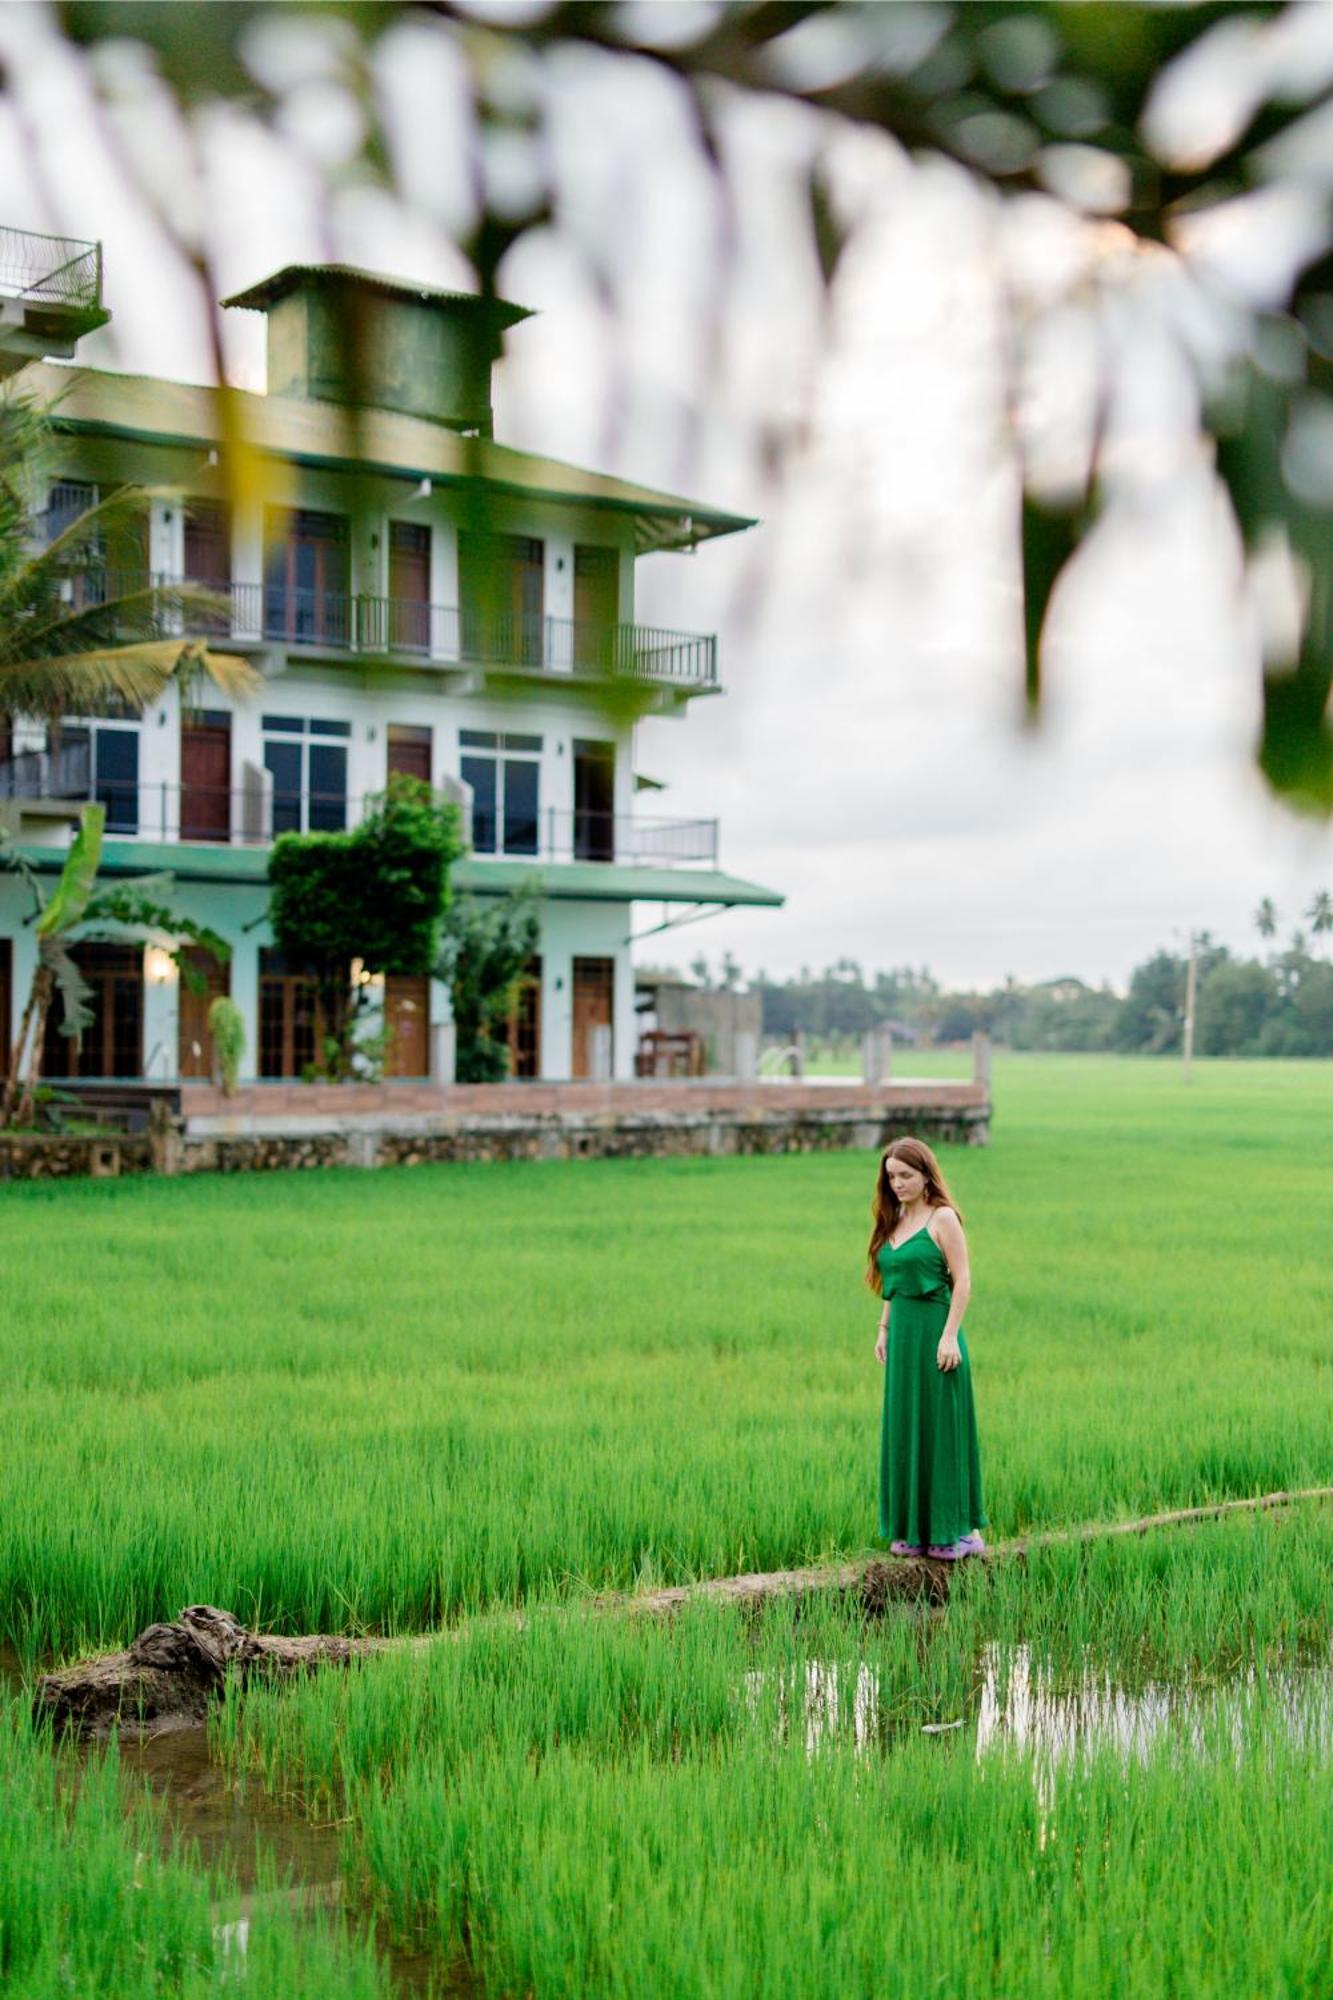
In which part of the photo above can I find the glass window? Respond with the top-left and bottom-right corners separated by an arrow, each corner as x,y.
461,754 -> 497,853
264,739 -> 303,836
261,718 -> 349,835
63,722 -> 139,834
308,742 -> 348,831
502,757 -> 539,855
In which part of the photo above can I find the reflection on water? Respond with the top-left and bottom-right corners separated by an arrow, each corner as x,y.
974,1641 -> 1333,1767
742,1643 -> 1333,1775
1,1643 -> 457,2000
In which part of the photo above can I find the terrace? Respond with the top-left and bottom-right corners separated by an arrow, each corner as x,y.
0,740 -> 719,865
0,225 -> 109,376
43,568 -> 720,692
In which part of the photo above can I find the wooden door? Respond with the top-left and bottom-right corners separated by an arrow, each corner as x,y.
383,974 -> 430,1077
41,943 -> 143,1078
177,945 -> 229,1080
387,724 -> 432,785
184,500 -> 231,633
573,546 -> 618,668
458,531 -> 544,664
505,955 -> 542,1079
571,956 -> 614,1079
258,948 -> 326,1078
387,522 -> 431,651
180,713 -> 231,841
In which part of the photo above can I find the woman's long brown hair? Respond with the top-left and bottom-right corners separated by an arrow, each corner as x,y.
865,1136 -> 965,1292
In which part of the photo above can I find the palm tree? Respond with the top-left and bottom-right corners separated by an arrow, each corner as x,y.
1305,889 -> 1332,953
0,392 -> 258,727
1254,898 -> 1279,942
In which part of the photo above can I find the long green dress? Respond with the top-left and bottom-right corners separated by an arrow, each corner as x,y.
877,1223 -> 987,1547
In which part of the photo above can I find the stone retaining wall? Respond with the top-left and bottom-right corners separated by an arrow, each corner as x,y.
177,1100 -> 988,1174
0,1132 -> 156,1180
1,1085 -> 990,1180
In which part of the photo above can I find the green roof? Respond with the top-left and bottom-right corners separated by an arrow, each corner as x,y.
13,840 -> 784,909
28,362 -> 756,552
221,265 -> 533,327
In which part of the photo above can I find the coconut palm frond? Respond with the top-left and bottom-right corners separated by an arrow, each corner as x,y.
1,579 -> 238,662
0,644 -> 177,717
0,638 -> 261,717
176,642 -> 262,704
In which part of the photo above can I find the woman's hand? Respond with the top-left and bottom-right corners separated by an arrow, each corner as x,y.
874,1328 -> 887,1365
937,1335 -> 961,1372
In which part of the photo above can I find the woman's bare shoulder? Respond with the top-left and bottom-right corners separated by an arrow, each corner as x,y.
931,1205 -> 964,1236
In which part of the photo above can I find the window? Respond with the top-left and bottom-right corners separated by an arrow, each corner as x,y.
263,509 -> 350,645
62,718 -> 140,833
42,480 -> 96,545
459,729 -> 541,856
262,715 -> 351,834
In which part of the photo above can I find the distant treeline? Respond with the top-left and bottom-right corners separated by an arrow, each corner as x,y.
677,910 -> 1333,1058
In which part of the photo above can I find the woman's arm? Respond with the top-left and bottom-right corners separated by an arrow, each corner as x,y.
874,1293 -> 889,1364
935,1210 -> 971,1370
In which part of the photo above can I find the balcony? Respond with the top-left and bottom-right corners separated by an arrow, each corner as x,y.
0,226 -> 109,376
60,571 -> 719,691
0,755 -> 719,867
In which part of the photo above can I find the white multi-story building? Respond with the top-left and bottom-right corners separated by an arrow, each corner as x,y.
0,257 -> 783,1086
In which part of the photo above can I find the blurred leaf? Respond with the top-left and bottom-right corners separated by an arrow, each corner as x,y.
36,802 -> 104,938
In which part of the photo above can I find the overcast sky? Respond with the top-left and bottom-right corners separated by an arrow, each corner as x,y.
1,1 -> 1329,993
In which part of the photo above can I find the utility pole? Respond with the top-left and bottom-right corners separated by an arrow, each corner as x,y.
1182,931 -> 1198,1084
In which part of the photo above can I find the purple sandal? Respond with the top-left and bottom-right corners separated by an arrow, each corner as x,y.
890,1539 -> 925,1557
927,1532 -> 987,1561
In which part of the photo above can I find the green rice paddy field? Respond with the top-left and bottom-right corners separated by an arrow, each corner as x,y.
2,1054 -> 1330,1996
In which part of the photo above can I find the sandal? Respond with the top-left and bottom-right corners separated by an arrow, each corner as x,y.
928,1533 -> 986,1561
890,1539 -> 925,1557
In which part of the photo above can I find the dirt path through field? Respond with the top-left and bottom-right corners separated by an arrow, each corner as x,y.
31,1484 -> 1333,1738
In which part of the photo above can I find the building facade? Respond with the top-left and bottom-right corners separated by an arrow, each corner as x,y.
0,259 -> 783,1086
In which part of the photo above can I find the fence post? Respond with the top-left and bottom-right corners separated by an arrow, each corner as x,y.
972,1029 -> 992,1088
792,1028 -> 806,1079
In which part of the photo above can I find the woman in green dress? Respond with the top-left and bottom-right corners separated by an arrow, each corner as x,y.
867,1136 -> 987,1560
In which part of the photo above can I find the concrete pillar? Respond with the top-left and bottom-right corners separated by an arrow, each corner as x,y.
792,1027 -> 806,1079
589,1022 -> 612,1081
734,1028 -> 758,1079
433,1019 -> 456,1085
142,947 -> 178,1080
862,1024 -> 893,1083
972,1029 -> 992,1087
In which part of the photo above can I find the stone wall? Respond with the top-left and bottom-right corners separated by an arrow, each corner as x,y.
2,1084 -> 990,1180
0,1133 -> 156,1180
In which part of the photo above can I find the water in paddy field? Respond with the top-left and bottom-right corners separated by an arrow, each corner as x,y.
741,1642 -> 1333,1769
0,1646 -> 466,1997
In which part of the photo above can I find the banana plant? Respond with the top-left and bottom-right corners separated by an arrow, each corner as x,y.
1,801 -> 229,1128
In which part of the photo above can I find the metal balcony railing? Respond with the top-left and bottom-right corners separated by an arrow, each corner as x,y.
0,738 -> 92,801
47,570 -> 720,690
1,768 -> 720,867
0,226 -> 103,309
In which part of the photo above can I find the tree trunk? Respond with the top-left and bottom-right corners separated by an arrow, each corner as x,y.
2,959 -> 54,1128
